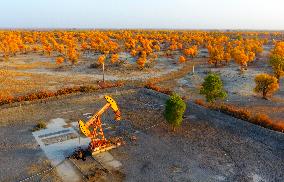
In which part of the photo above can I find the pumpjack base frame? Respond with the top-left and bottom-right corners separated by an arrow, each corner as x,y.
90,137 -> 124,156
91,144 -> 119,156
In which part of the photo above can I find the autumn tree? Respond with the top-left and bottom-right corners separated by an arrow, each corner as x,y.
271,42 -> 284,56
200,73 -> 227,102
254,74 -> 279,99
179,56 -> 186,63
66,47 -> 79,64
231,39 -> 262,72
130,49 -> 137,57
137,56 -> 147,69
207,44 -> 225,67
97,55 -> 106,82
56,57 -> 65,64
111,54 -> 119,64
269,55 -> 284,82
232,47 -> 250,73
183,45 -> 198,59
269,42 -> 284,82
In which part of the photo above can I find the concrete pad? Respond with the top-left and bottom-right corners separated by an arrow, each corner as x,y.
83,113 -> 92,116
32,118 -> 90,182
56,160 -> 82,182
93,151 -> 122,170
95,152 -> 114,163
105,160 -> 122,169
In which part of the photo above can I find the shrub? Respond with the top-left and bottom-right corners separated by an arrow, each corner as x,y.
32,121 -> 47,131
250,114 -> 273,128
254,74 -> 279,99
217,104 -> 251,121
79,85 -> 96,92
0,81 -> 123,106
145,83 -> 173,95
200,73 -> 227,103
164,93 -> 186,130
194,100 -> 284,133
98,81 -> 124,89
3,96 -> 14,104
17,96 -> 25,102
272,122 -> 284,133
194,99 -> 207,107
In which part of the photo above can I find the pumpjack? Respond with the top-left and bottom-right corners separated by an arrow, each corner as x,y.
78,95 -> 122,155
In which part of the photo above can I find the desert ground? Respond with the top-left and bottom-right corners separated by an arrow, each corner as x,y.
0,39 -> 284,182
0,88 -> 283,182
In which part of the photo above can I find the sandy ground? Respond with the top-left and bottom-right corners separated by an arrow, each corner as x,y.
0,122 -> 62,182
0,47 -> 284,181
0,53 -> 184,99
169,59 -> 284,122
0,88 -> 283,182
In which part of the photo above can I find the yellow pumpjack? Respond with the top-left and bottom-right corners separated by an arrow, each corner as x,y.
78,95 -> 122,155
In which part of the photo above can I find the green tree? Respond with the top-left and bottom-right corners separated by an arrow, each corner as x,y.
269,55 -> 284,82
200,73 -> 227,102
164,93 -> 186,131
254,74 -> 279,99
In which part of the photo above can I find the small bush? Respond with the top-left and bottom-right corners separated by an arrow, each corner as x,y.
32,121 -> 47,131
164,93 -> 186,130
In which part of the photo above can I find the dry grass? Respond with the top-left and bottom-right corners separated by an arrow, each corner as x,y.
194,99 -> 207,107
7,61 -> 56,70
0,81 -> 124,106
145,82 -> 173,95
194,99 -> 284,133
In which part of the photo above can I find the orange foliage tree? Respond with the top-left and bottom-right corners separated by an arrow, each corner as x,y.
179,56 -> 186,63
56,57 -> 65,64
97,55 -> 106,82
183,45 -> 198,59
254,74 -> 279,99
207,44 -> 225,67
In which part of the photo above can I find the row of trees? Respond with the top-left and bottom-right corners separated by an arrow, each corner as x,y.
0,30 -> 281,70
207,38 -> 263,72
